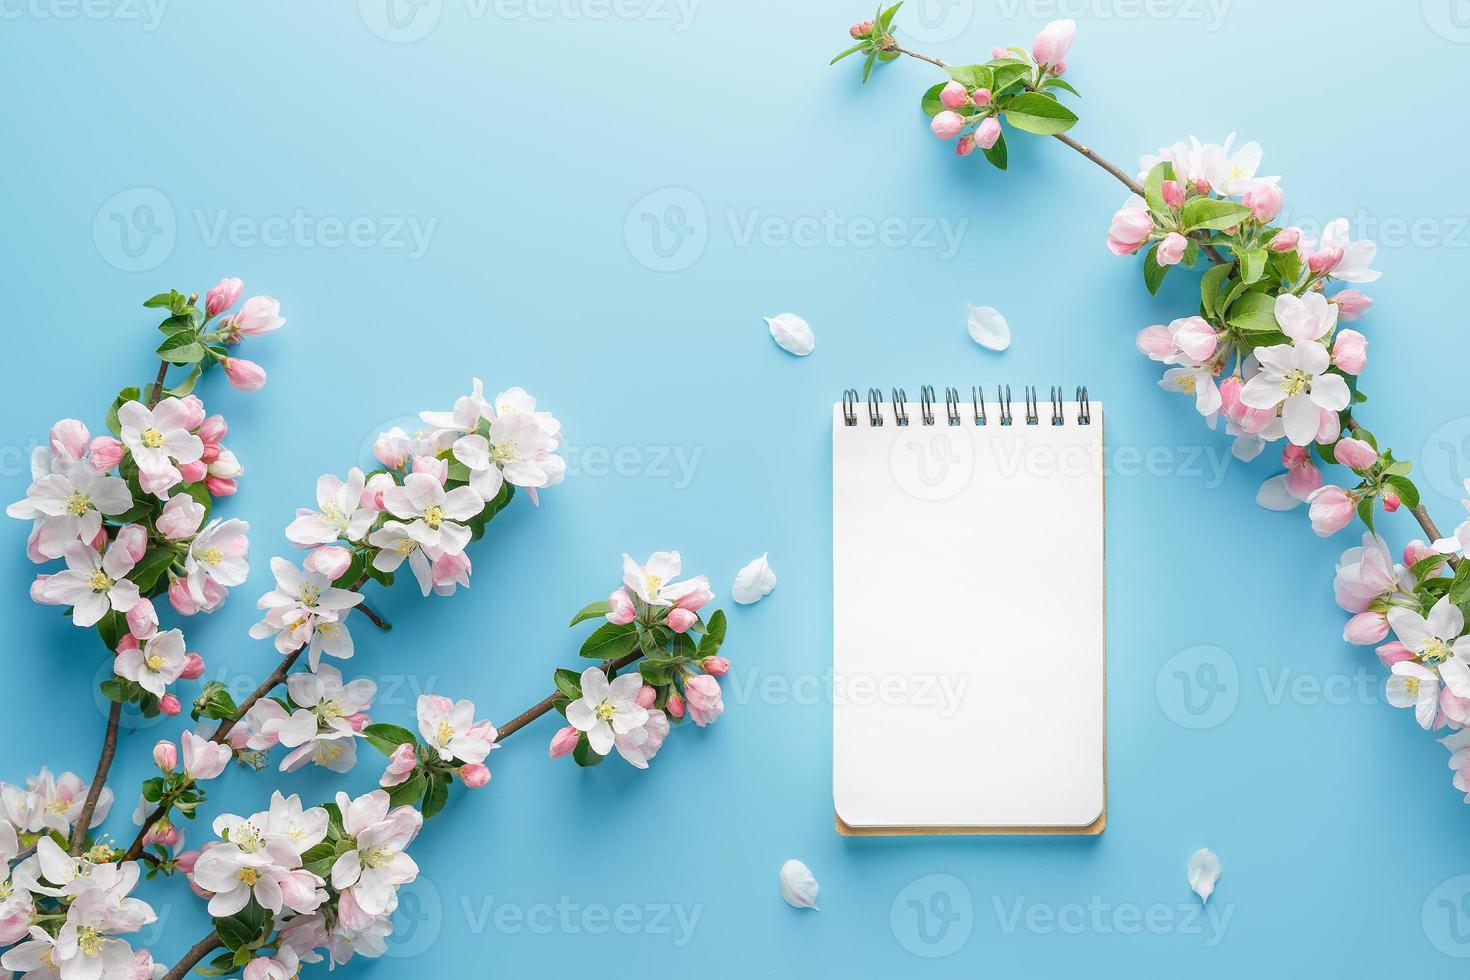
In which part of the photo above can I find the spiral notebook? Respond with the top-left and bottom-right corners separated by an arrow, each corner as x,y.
832,385 -> 1106,836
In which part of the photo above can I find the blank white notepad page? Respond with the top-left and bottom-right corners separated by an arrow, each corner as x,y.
832,399 -> 1105,831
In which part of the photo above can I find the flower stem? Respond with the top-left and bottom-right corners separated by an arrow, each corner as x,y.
494,649 -> 643,741
68,701 -> 121,856
159,933 -> 223,980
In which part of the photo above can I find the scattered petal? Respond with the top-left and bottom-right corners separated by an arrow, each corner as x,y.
779,859 -> 819,910
1255,474 -> 1300,512
1187,848 -> 1221,904
765,314 -> 815,356
966,305 -> 1011,351
731,553 -> 776,605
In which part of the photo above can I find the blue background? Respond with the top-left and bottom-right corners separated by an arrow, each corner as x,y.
4,0 -> 1470,975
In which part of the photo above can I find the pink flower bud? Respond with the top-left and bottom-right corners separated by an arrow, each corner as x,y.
666,691 -> 686,719
1307,486 -> 1355,537
1333,437 -> 1379,471
180,651 -> 205,680
955,135 -> 976,157
1172,316 -> 1218,361
929,110 -> 965,141
975,116 -> 1001,150
197,414 -> 228,445
160,694 -> 182,716
683,674 -> 725,726
1106,205 -> 1152,256
1405,540 -> 1436,566
702,656 -> 730,676
88,525 -> 108,553
1308,246 -> 1344,275
1382,491 -> 1401,513
114,523 -> 148,563
1376,641 -> 1413,667
1332,328 -> 1368,375
1135,325 -> 1174,360
1241,183 -> 1284,222
849,20 -> 873,38
1156,232 -> 1188,267
157,493 -> 205,540
168,577 -> 200,616
460,763 -> 490,788
636,684 -> 657,709
1194,178 -> 1211,195
232,296 -> 285,336
205,277 -> 243,317
548,725 -> 580,759
991,46 -> 1009,59
1031,18 -> 1075,66
1343,611 -> 1388,645
179,395 -> 206,431
126,597 -> 159,641
221,357 -> 267,392
116,634 -> 139,655
305,545 -> 353,580
205,476 -> 237,498
1218,376 -> 1245,421
1052,59 -> 1067,75
412,455 -> 447,485
606,589 -> 637,625
174,460 -> 206,484
88,436 -> 124,472
972,87 -> 992,106
49,419 -> 90,459
174,849 -> 200,875
153,740 -> 177,771
939,80 -> 970,109
667,608 -> 697,634
1331,290 -> 1372,320
1264,229 -> 1298,254
1161,180 -> 1185,209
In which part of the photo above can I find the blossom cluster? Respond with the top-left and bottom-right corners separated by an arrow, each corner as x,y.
7,281 -> 274,719
0,769 -> 165,978
549,551 -> 730,769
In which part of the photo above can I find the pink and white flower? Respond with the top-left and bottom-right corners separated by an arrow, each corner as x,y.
417,695 -> 497,766
6,456 -> 132,559
565,667 -> 648,756
331,790 -> 421,919
35,541 -> 141,627
116,398 -> 204,495
1238,340 -> 1351,446
286,469 -> 378,546
114,628 -> 187,698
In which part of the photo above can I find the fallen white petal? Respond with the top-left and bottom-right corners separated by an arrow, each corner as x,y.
779,859 -> 819,910
765,314 -> 815,356
966,305 -> 1011,351
1255,474 -> 1300,512
1187,848 -> 1221,904
731,553 -> 776,605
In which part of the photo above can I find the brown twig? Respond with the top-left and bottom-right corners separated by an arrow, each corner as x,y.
69,701 -> 121,855
494,650 -> 642,742
159,933 -> 224,980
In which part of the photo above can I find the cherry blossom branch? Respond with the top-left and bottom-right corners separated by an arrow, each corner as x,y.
494,649 -> 643,741
159,934 -> 223,980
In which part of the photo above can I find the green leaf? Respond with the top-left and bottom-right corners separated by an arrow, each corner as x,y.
990,61 -> 1030,92
1043,77 -> 1081,97
697,609 -> 727,659
1385,475 -> 1421,510
301,841 -> 337,879
363,723 -> 418,756
1269,248 -> 1302,284
1357,494 -> 1375,532
639,659 -> 678,686
572,737 -> 606,767
1000,92 -> 1078,136
1238,248 -> 1268,285
213,900 -> 269,951
1181,198 -> 1252,232
1199,264 -> 1232,320
1142,243 -> 1168,296
945,64 -> 992,89
198,951 -> 239,978
143,291 -> 176,309
1226,292 -> 1279,333
141,776 -> 165,803
1143,161 -> 1172,214
96,609 -> 127,652
579,622 -> 640,661
829,42 -> 866,65
386,770 -> 427,808
166,364 -> 203,398
156,330 -> 206,364
554,668 -> 584,700
860,50 -> 877,84
421,771 -> 451,819
981,130 -> 1007,171
878,1 -> 901,30
99,678 -> 130,703
920,82 -> 945,118
568,601 -> 610,628
105,386 -> 142,437
129,547 -> 178,594
1411,553 -> 1452,582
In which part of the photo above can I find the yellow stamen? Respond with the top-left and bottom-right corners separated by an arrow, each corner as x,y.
595,701 -> 616,723
436,720 -> 456,745
87,570 -> 112,593
144,654 -> 166,672
1281,369 -> 1310,397
643,573 -> 662,596
140,427 -> 165,450
299,584 -> 320,606
198,547 -> 223,565
423,504 -> 444,529
64,490 -> 92,517
237,867 -> 260,886
76,926 -> 105,957
1424,638 -> 1450,665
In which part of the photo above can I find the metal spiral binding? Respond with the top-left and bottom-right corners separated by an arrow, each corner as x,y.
842,385 -> 1089,426
919,385 -> 936,426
